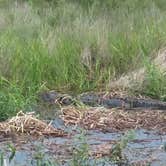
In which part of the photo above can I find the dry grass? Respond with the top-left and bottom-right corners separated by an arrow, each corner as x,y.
0,111 -> 65,137
61,106 -> 166,133
109,47 -> 166,91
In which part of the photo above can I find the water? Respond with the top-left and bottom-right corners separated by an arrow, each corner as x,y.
0,122 -> 166,166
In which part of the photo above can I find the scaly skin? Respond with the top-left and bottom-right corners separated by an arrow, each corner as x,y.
40,91 -> 166,110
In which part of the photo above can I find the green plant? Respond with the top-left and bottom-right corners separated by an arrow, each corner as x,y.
110,130 -> 135,164
0,76 -> 36,121
0,143 -> 16,166
143,62 -> 166,100
70,130 -> 90,166
0,152 -> 4,166
32,145 -> 58,166
8,144 -> 16,163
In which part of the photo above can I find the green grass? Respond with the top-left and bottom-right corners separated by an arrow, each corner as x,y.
0,77 -> 36,121
0,0 -> 166,120
142,62 -> 166,100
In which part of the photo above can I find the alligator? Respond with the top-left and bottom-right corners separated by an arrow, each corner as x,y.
40,91 -> 166,110
78,93 -> 166,110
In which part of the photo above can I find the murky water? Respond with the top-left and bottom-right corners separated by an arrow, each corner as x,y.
0,117 -> 166,166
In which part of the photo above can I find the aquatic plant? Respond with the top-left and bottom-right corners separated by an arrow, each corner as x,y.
110,130 -> 135,164
0,152 -> 4,166
70,130 -> 90,166
0,143 -> 16,166
8,144 -> 16,163
31,145 -> 59,166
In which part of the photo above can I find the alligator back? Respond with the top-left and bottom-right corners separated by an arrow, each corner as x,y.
41,91 -> 166,110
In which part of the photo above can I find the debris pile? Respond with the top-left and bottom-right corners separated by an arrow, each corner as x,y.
61,107 -> 166,133
0,111 -> 65,137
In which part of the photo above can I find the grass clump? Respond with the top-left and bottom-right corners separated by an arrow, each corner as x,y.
143,63 -> 166,100
0,77 -> 36,121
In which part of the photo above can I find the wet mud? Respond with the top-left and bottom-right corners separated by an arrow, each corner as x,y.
0,119 -> 166,166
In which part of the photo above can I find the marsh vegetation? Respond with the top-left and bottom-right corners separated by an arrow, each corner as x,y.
0,0 -> 166,165
1,0 -> 166,120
